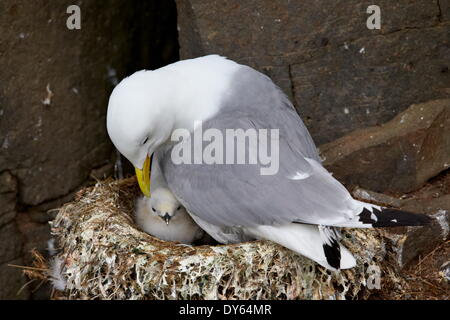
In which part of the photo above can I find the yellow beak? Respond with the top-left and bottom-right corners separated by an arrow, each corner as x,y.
135,155 -> 151,197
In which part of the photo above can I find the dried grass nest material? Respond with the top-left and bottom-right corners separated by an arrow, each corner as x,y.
49,178 -> 407,300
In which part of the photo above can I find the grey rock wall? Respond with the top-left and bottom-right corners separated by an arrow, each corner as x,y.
320,99 -> 450,194
176,0 -> 450,145
0,0 -> 178,299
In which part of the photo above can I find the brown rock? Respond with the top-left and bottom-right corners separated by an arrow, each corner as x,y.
353,187 -> 403,207
0,1 -> 178,206
353,186 -> 450,268
384,195 -> 450,268
176,0 -> 450,144
0,171 -> 17,227
440,0 -> 450,22
0,223 -> 23,264
0,171 -> 17,194
320,99 -> 450,194
0,1 -> 179,299
18,221 -> 51,267
0,199 -> 16,239
1,1 -> 127,206
400,194 -> 450,262
0,259 -> 29,300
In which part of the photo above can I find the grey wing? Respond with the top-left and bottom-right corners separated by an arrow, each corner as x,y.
161,110 -> 357,228
150,152 -> 169,189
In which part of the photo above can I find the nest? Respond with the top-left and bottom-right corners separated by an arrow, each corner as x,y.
46,178 -> 408,300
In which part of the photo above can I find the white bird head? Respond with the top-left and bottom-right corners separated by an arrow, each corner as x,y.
148,188 -> 183,225
106,55 -> 240,197
106,69 -> 177,197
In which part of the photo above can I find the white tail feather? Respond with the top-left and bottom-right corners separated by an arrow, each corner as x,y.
245,224 -> 356,270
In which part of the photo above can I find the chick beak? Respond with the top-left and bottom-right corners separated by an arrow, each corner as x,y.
163,213 -> 171,226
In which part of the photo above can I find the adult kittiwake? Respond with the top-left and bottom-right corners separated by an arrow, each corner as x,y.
107,55 -> 431,270
135,157 -> 204,244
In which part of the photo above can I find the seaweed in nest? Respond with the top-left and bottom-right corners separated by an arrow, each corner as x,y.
27,177 -> 408,300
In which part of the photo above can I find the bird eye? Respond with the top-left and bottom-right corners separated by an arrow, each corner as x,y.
142,136 -> 149,145
177,206 -> 181,210
151,207 -> 156,212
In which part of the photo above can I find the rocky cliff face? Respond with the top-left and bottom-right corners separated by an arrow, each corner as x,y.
0,0 -> 178,299
176,0 -> 450,145
1,0 -> 449,300
320,99 -> 450,194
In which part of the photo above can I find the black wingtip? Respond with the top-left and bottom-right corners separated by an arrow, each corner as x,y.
323,242 -> 341,270
319,226 -> 342,269
359,207 -> 433,228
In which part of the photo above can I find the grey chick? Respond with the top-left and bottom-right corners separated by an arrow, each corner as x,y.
134,155 -> 204,244
135,188 -> 204,244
